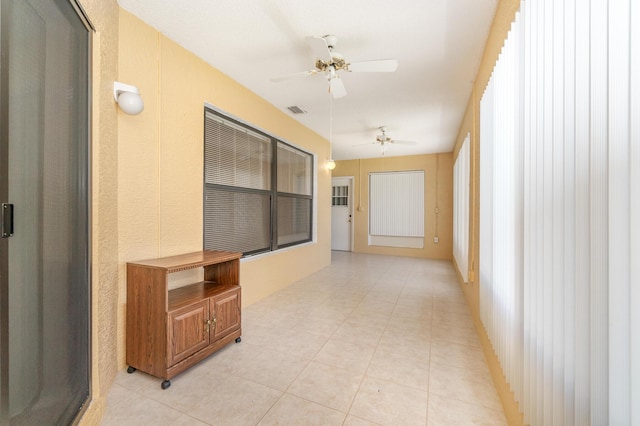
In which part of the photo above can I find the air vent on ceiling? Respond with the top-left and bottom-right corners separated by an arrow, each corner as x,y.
287,105 -> 307,114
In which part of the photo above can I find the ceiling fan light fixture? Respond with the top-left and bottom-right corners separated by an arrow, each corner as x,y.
323,34 -> 338,49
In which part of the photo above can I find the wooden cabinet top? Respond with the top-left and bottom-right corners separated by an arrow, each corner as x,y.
127,250 -> 242,273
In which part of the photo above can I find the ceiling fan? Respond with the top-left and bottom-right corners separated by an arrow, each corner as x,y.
355,126 -> 416,155
270,35 -> 398,98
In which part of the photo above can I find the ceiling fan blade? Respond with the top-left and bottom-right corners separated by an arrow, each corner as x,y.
270,69 -> 318,83
391,140 -> 416,145
330,76 -> 347,98
352,142 -> 377,147
348,59 -> 398,73
306,36 -> 332,63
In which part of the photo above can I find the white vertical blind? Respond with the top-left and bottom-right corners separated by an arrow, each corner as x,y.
453,133 -> 470,282
478,1 -> 638,424
630,1 -> 640,421
589,0 -> 610,422
479,14 -> 523,416
573,0 -> 592,422
608,0 -> 634,423
369,171 -> 424,237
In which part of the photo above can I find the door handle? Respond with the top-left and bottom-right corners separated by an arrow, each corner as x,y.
2,203 -> 13,238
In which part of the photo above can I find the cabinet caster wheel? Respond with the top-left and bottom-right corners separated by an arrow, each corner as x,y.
235,337 -> 242,343
161,380 -> 171,390
127,366 -> 136,374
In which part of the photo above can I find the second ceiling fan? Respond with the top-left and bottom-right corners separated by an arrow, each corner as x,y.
355,126 -> 416,155
270,34 -> 398,98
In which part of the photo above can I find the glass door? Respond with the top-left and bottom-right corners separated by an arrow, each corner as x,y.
0,0 -> 91,423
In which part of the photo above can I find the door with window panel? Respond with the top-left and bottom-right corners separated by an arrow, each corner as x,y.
331,178 -> 352,251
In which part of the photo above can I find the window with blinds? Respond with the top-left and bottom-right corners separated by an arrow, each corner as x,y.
453,133 -> 470,283
276,141 -> 312,247
368,171 -> 425,248
204,109 -> 313,256
478,3 -> 639,424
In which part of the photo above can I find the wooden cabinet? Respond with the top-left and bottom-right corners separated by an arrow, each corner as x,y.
126,250 -> 242,389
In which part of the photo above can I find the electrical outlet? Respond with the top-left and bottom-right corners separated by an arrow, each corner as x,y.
433,236 -> 439,244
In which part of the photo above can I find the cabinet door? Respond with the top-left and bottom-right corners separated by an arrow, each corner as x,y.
211,287 -> 241,341
168,300 -> 210,366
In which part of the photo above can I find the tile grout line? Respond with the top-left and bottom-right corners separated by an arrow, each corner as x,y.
424,276 -> 436,426
340,268 -> 404,425
254,265 -> 363,426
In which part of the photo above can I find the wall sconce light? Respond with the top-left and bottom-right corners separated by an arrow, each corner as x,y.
326,159 -> 336,170
114,81 -> 144,115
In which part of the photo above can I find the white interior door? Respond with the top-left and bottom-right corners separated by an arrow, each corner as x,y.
331,177 -> 353,251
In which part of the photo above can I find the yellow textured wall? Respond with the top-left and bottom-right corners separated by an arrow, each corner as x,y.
75,5 -> 331,423
332,153 -> 453,260
116,10 -> 332,368
75,0 -> 120,424
451,0 -> 523,424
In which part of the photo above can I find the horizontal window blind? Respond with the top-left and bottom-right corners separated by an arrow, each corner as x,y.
478,1 -> 639,424
275,141 -> 313,247
277,141 -> 312,196
277,142 -> 313,247
277,195 -> 311,246
369,171 -> 424,238
204,112 -> 271,190
204,187 -> 271,254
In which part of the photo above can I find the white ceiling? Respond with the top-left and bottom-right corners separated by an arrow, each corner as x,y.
117,0 -> 498,160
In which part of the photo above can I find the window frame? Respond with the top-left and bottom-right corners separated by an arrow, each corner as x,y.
203,106 -> 314,257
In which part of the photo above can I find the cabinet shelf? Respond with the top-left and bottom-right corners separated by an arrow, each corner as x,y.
126,250 -> 242,389
168,281 -> 237,311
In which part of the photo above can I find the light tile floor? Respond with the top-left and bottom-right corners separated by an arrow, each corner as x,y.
102,252 -> 507,426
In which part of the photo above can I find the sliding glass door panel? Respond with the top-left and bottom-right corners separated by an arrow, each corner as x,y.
0,0 -> 91,423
